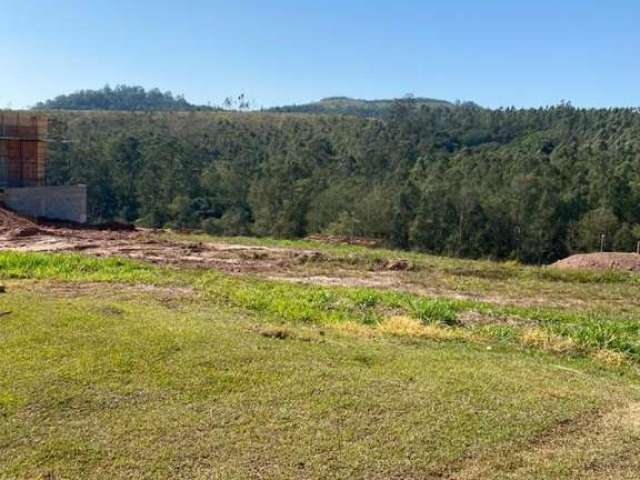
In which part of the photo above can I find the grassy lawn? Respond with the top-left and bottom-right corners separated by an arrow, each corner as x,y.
1,250 -> 640,478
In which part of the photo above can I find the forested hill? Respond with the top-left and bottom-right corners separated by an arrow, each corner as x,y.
42,104 -> 640,263
267,96 -> 455,117
33,85 -> 215,112
34,88 -> 454,116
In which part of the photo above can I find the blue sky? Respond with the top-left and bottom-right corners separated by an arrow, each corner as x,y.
1,0 -> 638,109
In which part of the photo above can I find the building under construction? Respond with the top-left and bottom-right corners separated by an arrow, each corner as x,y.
0,112 -> 48,187
0,112 -> 86,223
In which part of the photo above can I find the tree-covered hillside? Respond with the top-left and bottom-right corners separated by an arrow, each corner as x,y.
268,95 -> 455,117
34,85 -> 215,112
42,101 -> 640,263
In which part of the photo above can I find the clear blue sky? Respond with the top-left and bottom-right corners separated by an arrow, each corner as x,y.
2,0 -> 638,109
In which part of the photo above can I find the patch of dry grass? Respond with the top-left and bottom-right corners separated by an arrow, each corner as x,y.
592,349 -> 629,367
520,328 -> 579,355
378,315 -> 460,341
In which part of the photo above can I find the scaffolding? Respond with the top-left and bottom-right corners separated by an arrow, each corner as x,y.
0,112 -> 48,187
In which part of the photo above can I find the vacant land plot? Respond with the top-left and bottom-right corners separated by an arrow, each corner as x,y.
2,228 -> 640,478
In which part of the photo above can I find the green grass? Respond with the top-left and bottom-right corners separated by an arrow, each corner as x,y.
2,251 -> 640,367
198,273 -> 467,327
2,249 -> 640,477
2,285 -> 640,479
0,251 -> 169,285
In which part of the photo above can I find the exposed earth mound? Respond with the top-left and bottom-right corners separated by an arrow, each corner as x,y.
0,208 -> 45,239
552,252 -> 640,272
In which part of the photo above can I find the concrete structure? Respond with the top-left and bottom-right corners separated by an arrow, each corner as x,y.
0,112 -> 88,224
3,185 -> 87,223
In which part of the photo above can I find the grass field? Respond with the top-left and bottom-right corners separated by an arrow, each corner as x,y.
1,239 -> 640,479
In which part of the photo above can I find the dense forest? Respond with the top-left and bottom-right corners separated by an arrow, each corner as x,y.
42,101 -> 640,263
34,85 -> 215,112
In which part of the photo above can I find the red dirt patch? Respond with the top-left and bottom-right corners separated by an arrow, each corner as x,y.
552,252 -> 640,272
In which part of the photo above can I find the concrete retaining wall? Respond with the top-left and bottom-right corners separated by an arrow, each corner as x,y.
3,185 -> 87,223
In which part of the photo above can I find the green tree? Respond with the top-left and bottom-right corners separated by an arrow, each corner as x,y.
576,208 -> 620,252
613,224 -> 636,252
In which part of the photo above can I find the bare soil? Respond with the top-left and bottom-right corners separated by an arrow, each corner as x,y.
552,252 -> 640,272
0,211 -> 514,306
0,208 -> 46,239
0,208 -> 325,273
1,208 -> 637,312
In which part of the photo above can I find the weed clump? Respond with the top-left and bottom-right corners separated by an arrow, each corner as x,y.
411,299 -> 460,326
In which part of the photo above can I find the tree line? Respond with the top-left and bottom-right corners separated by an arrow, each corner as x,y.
45,102 -> 640,263
34,85 -> 215,112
